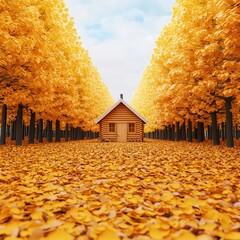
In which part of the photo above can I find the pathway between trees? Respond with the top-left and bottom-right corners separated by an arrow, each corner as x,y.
0,141 -> 239,239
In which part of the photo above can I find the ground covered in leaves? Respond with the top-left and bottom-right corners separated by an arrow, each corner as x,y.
0,140 -> 240,240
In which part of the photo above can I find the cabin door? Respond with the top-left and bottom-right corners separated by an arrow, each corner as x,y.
117,123 -> 127,142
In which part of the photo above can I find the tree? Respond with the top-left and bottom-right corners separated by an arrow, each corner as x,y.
131,0 -> 240,147
0,0 -> 114,145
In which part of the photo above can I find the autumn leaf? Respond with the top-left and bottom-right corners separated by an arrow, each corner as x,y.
0,140 -> 240,239
97,228 -> 120,240
45,228 -> 74,240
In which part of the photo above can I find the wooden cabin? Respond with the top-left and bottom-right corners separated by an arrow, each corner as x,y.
95,95 -> 147,142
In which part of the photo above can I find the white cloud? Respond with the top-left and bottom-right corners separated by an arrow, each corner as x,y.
64,0 -> 176,102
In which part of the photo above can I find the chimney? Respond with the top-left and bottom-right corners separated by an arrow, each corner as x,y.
120,94 -> 123,99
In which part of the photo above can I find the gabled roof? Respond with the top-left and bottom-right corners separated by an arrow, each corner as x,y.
95,99 -> 147,124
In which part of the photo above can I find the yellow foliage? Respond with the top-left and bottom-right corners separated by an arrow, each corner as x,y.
0,0 -> 114,130
131,0 -> 240,130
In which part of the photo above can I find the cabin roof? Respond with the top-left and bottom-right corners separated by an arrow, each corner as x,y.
95,99 -> 147,124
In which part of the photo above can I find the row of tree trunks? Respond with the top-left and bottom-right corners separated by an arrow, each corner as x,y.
146,118 -> 238,147
0,104 -> 98,146
147,97 -> 236,147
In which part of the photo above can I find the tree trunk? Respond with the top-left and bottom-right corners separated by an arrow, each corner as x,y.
11,120 -> 16,140
22,122 -> 25,140
38,118 -> 43,143
43,128 -> 47,138
187,119 -> 193,142
70,126 -> 74,140
162,128 -> 165,139
81,128 -> 85,140
87,131 -> 90,140
26,126 -> 29,137
28,111 -> 35,144
236,124 -> 239,140
73,127 -> 75,140
16,104 -> 23,146
55,120 -> 61,142
197,122 -> 204,143
171,124 -> 175,141
168,125 -> 172,140
0,104 -> 7,145
36,123 -> 39,140
151,131 -> 154,139
208,125 -> 212,140
176,122 -> 180,141
181,121 -> 186,140
89,130 -> 93,139
218,125 -> 221,141
165,126 -> 168,140
225,98 -> 234,147
77,127 -> 81,140
211,112 -> 220,146
74,128 -> 78,140
47,120 -> 53,142
221,122 -> 225,141
159,129 -> 162,139
7,124 -> 10,137
194,127 -> 198,140
65,123 -> 69,141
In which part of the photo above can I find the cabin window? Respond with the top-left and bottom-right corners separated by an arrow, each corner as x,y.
108,123 -> 116,132
128,123 -> 135,133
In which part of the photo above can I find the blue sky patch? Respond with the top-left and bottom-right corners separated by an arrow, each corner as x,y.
87,30 -> 114,42
86,23 -> 102,30
138,0 -> 176,15
134,15 -> 144,23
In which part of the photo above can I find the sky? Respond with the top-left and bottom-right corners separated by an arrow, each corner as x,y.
64,0 -> 176,102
